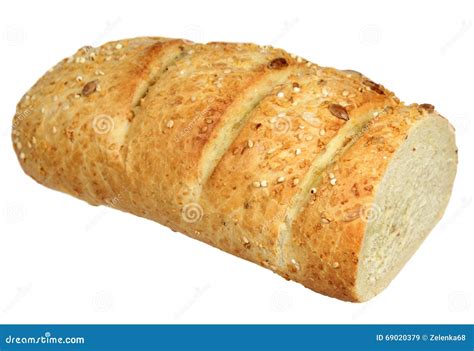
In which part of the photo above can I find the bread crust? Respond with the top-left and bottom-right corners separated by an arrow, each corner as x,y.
12,37 -> 457,302
195,69 -> 397,269
287,106 -> 422,300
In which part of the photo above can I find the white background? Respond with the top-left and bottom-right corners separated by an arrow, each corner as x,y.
0,0 -> 472,324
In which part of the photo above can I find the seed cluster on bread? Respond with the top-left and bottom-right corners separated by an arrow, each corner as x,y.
12,37 -> 457,302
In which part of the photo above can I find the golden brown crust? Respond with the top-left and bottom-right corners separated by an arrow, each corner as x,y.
194,66 -> 398,269
286,105 -> 431,301
123,42 -> 301,228
13,37 -> 186,205
12,37 -> 456,302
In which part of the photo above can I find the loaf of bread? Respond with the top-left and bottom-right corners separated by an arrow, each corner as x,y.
12,37 -> 458,302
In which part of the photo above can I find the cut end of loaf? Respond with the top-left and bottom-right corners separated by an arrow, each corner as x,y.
355,113 -> 457,301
